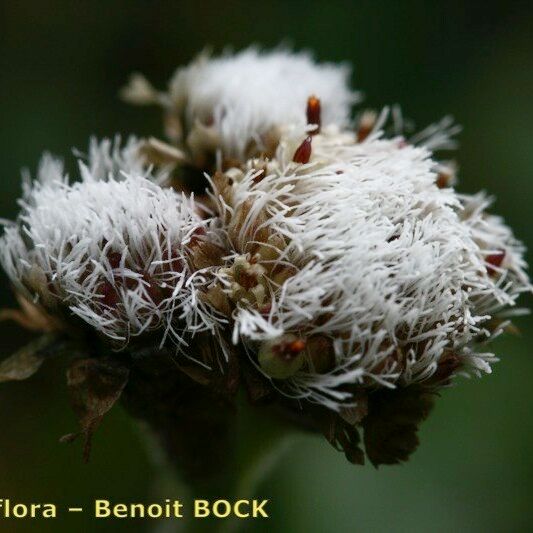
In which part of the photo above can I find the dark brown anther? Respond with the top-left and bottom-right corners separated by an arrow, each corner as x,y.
436,172 -> 449,189
486,250 -> 506,276
436,167 -> 455,189
293,136 -> 313,164
357,127 -> 370,143
356,110 -> 377,142
252,169 -> 265,185
306,95 -> 321,134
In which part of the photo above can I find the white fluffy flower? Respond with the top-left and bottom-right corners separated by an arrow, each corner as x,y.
211,125 -> 530,409
123,47 -> 359,160
0,139 -> 223,346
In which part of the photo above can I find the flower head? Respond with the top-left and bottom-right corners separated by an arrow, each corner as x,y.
1,139 -> 224,346
1,47 -> 531,468
208,124 -> 530,409
122,47 -> 359,163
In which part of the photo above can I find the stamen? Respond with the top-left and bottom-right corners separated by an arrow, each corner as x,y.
293,136 -> 313,164
356,110 -> 377,142
306,95 -> 321,134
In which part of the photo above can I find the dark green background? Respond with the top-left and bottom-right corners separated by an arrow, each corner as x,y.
1,1 -> 532,531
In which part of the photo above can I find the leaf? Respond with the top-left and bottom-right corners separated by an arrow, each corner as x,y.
331,419 -> 365,465
63,358 -> 129,462
339,389 -> 368,425
0,292 -> 63,332
363,386 -> 434,467
0,334 -> 59,383
322,411 -> 365,465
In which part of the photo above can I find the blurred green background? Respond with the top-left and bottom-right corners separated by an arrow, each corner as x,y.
1,1 -> 532,531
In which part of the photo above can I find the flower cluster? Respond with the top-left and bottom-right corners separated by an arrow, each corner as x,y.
207,123 -> 529,409
1,141 -> 225,346
122,47 -> 359,163
0,47 -> 530,467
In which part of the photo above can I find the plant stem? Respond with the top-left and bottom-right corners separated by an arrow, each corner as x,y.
123,351 -> 294,533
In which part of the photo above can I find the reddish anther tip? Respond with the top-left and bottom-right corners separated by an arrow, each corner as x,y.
486,250 -> 506,275
288,339 -> 306,354
436,172 -> 449,189
293,136 -> 313,164
306,95 -> 321,133
356,129 -> 369,143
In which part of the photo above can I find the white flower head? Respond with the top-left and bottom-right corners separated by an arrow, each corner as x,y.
1,46 -> 530,471
123,47 -> 359,161
210,125 -> 530,410
1,139 -> 224,347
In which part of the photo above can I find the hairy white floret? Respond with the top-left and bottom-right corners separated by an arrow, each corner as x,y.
124,47 -> 359,159
0,140 -> 223,346
213,127 -> 530,409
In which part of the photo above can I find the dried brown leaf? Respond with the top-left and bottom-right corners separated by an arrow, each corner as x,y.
0,334 -> 58,383
318,411 -> 364,465
0,293 -> 62,332
363,386 -> 434,467
139,137 -> 187,166
63,358 -> 129,462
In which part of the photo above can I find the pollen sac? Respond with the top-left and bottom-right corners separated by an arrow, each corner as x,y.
435,163 -> 457,189
356,109 -> 377,142
258,334 -> 306,379
486,250 -> 506,275
306,95 -> 321,133
122,48 -> 358,162
293,136 -> 313,164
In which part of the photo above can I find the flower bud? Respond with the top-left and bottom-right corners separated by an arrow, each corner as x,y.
356,109 -> 377,142
306,95 -> 321,133
258,334 -> 306,379
293,136 -> 313,164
